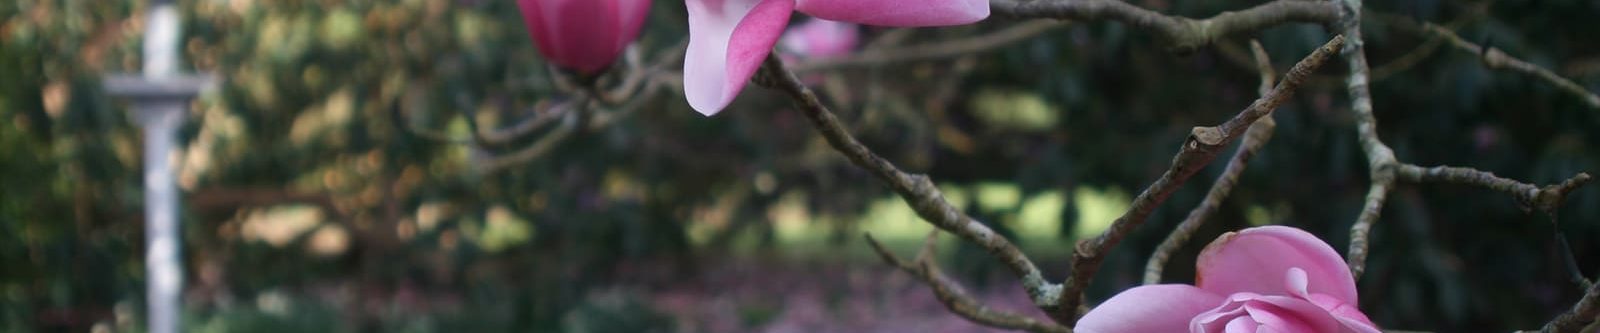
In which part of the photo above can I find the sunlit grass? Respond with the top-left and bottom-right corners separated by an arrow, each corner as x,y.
1071,186 -> 1128,238
445,205 -> 535,254
725,184 -> 1132,261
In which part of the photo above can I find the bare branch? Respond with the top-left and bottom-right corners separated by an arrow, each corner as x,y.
1345,178 -> 1393,278
1367,1 -> 1494,81
475,99 -> 585,174
791,20 -> 1067,72
761,54 -> 1067,320
1420,23 -> 1600,109
1395,165 -> 1593,215
1333,0 -> 1594,282
1144,40 -> 1279,284
391,95 -> 574,148
864,234 -> 1072,333
1540,278 -> 1600,332
477,77 -> 670,175
1335,0 -> 1402,280
470,101 -> 577,148
1060,35 -> 1344,323
597,40 -> 688,105
391,103 -> 473,145
991,0 -> 1341,52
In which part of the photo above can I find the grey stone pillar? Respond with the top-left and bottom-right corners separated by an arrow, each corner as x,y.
103,1 -> 214,332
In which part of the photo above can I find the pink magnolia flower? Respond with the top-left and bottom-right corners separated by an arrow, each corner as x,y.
1077,226 -> 1380,333
516,0 -> 652,74
684,0 -> 988,115
780,18 -> 859,59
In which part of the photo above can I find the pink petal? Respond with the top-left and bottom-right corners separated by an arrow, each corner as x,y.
1075,284 -> 1224,333
1194,293 -> 1342,333
1223,316 -> 1260,333
1290,267 -> 1381,333
616,0 -> 653,51
1197,226 -> 1359,305
780,18 -> 859,59
518,0 -> 648,74
684,0 -> 795,115
1306,294 -> 1381,333
1243,302 -> 1324,333
794,0 -> 988,26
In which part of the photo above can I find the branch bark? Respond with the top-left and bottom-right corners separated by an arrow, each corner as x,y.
991,0 -> 1341,52
865,234 -> 1072,333
1144,40 -> 1279,284
1395,165 -> 1592,215
1419,23 -> 1600,109
791,20 -> 1068,73
1335,0 -> 1403,280
1540,276 -> 1600,332
1056,35 -> 1343,323
1337,0 -> 1595,283
1366,1 -> 1493,81
761,53 -> 1069,321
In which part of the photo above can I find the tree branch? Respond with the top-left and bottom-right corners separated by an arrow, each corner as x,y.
1346,178 -> 1393,279
1058,35 -> 1344,323
991,0 -> 1341,53
1144,39 -> 1279,284
761,54 -> 1068,321
864,234 -> 1072,333
1335,0 -> 1403,280
1395,165 -> 1592,215
1336,0 -> 1595,282
791,20 -> 1068,73
1540,278 -> 1600,332
1417,23 -> 1600,109
474,95 -> 589,174
1366,1 -> 1494,81
476,76 -> 671,175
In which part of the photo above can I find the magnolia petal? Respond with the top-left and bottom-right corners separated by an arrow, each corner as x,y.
1306,293 -> 1381,333
780,18 -> 859,59
1243,302 -> 1323,333
794,0 -> 988,27
518,0 -> 635,73
684,0 -> 795,115
1194,293 -> 1343,333
1223,316 -> 1260,333
1197,226 -> 1359,305
1075,284 -> 1224,333
616,0 -> 653,52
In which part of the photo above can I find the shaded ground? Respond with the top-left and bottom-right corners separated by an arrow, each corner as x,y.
630,257 -> 1045,332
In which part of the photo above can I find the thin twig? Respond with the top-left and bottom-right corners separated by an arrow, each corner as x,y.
1540,278 -> 1600,332
475,95 -> 589,174
1394,165 -> 1592,215
1420,23 -> 1600,109
1334,0 -> 1595,284
1367,1 -> 1493,81
991,0 -> 1341,52
1346,179 -> 1393,279
469,100 -> 576,148
391,102 -> 472,144
1143,39 -> 1279,284
761,54 -> 1068,321
1059,36 -> 1345,324
864,234 -> 1072,333
791,20 -> 1067,72
476,77 -> 670,175
598,40 -> 688,104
